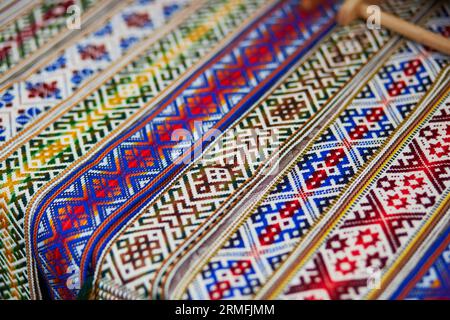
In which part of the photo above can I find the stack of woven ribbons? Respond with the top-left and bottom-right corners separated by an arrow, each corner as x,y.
0,0 -> 448,300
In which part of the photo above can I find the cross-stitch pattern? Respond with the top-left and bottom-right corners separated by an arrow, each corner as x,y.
0,0 -> 448,301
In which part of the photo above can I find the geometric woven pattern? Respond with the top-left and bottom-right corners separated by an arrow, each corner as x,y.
0,0 -> 268,300
92,0 -> 434,300
405,242 -> 450,300
0,0 -> 448,302
30,0 -> 340,299
277,82 -> 450,300
391,227 -> 450,300
0,0 -> 188,144
0,0 -> 96,76
180,3 -> 450,300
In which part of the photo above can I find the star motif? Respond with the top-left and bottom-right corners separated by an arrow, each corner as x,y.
326,234 -> 348,253
335,257 -> 357,275
355,229 -> 380,249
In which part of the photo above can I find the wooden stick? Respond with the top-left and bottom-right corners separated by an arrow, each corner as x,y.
301,0 -> 315,9
338,0 -> 450,55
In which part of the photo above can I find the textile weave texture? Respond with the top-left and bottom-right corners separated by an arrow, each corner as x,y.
0,0 -> 448,300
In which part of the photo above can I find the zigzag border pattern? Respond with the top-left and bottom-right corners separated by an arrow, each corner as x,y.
93,0 -> 438,301
391,227 -> 450,300
30,0 -> 340,299
0,0 -> 267,299
179,3 -> 450,300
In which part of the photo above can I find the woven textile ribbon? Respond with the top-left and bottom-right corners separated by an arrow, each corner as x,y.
93,0 -> 450,300
0,0 -> 189,145
392,226 -> 450,300
29,0 -> 340,299
1,0 -> 266,300
0,0 -> 448,301
0,0 -> 98,77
